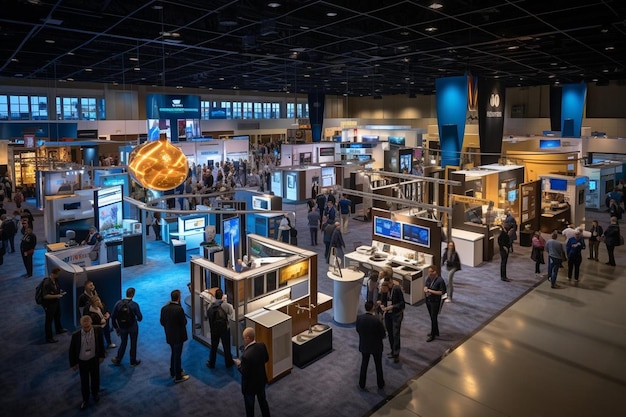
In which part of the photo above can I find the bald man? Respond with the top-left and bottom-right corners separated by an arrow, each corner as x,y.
233,327 -> 271,417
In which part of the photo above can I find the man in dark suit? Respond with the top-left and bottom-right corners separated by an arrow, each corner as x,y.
234,327 -> 271,417
356,300 -> 386,390
160,289 -> 189,383
69,315 -> 105,411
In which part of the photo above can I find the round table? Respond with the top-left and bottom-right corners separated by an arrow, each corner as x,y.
327,268 -> 365,324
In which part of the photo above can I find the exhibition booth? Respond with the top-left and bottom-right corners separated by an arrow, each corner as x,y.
581,161 -> 623,209
190,234 -> 332,378
538,174 -> 587,233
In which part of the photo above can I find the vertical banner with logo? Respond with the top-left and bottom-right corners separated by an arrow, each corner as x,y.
436,76 -> 468,167
308,91 -> 325,143
478,77 -> 505,165
561,83 -> 587,138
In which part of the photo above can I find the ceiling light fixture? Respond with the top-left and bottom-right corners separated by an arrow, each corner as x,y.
267,2 -> 281,7
326,12 -> 338,17
429,2 -> 443,9
45,39 -> 55,44
425,26 -> 437,32
605,46 -> 615,51
85,68 -> 93,72
128,137 -> 188,191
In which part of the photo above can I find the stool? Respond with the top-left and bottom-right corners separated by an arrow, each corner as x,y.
170,239 -> 187,263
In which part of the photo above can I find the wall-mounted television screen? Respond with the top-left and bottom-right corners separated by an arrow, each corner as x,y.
373,216 -> 401,240
222,216 -> 240,247
252,196 -> 270,210
183,216 -> 206,232
399,153 -> 412,172
589,180 -> 597,191
388,136 -> 406,146
361,135 -> 380,143
94,185 -> 123,239
300,152 -> 312,163
507,189 -> 518,202
319,147 -> 335,157
549,178 -> 568,191
402,223 -> 430,248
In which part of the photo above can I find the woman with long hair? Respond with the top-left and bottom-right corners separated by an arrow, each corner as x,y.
88,296 -> 115,349
442,240 -> 461,301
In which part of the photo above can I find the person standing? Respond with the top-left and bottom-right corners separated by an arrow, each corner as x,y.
307,205 -> 320,246
69,315 -> 105,411
152,212 -> 162,241
160,289 -> 190,383
78,280 -> 98,316
338,195 -> 352,234
233,327 -> 271,417
423,266 -> 446,342
278,214 -> 291,243
88,295 -> 115,349
1,213 -> 16,253
566,229 -> 585,282
20,226 -> 36,278
504,210 -> 517,253
381,279 -> 405,362
497,224 -> 511,281
603,217 -> 620,266
531,231 -> 546,275
322,200 -> 336,229
42,267 -> 68,343
356,300 -> 386,390
588,220 -> 603,261
323,222 -> 335,264
330,221 -> 345,267
545,231 -> 565,288
110,287 -> 143,367
206,288 -> 235,369
441,240 -> 461,301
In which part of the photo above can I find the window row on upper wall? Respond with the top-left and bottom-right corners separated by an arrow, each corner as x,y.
200,100 -> 308,120
0,95 -> 106,121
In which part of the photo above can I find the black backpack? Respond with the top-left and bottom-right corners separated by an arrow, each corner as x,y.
116,300 -> 132,327
209,303 -> 228,334
35,278 -> 49,305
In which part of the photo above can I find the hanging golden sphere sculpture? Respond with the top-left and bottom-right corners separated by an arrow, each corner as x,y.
127,137 -> 188,191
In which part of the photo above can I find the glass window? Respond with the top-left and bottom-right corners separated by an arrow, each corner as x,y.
0,95 -> 8,120
232,101 -> 242,119
286,102 -> 295,119
270,102 -> 280,119
9,95 -> 29,120
201,100 -> 211,120
242,102 -> 253,119
30,96 -> 48,120
253,102 -> 262,119
220,101 -> 232,119
58,97 -> 79,120
80,97 -> 96,120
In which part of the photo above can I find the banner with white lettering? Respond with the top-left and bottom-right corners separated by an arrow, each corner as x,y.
478,78 -> 505,165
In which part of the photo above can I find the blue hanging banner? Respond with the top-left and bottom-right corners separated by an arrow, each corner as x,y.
436,76 -> 468,167
308,91 -> 325,143
560,83 -> 586,138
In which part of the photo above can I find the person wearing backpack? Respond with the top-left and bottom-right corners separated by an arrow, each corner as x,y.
41,267 -> 68,343
381,278 -> 405,363
423,265 -> 447,343
110,287 -> 143,367
206,288 -> 234,369
1,213 -> 16,253
160,289 -> 189,383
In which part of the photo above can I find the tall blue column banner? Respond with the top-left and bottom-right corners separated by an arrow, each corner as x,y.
308,91 -> 325,143
561,83 -> 586,138
478,77 -> 505,166
436,76 -> 468,167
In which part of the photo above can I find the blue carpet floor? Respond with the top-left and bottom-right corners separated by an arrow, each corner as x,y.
0,199 -> 556,417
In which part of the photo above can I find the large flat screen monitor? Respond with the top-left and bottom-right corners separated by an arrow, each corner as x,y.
222,216 -> 240,248
373,216 -> 402,241
402,223 -> 430,248
94,185 -> 123,239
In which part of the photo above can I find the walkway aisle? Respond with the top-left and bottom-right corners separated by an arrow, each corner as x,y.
371,225 -> 626,417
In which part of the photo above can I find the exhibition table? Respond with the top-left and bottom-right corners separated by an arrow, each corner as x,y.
344,251 -> 427,304
327,268 -> 364,324
450,228 -> 484,267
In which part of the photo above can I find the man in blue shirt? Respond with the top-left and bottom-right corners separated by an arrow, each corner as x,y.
338,195 -> 352,234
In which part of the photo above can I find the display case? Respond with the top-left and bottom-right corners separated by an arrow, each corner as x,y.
245,309 -> 292,382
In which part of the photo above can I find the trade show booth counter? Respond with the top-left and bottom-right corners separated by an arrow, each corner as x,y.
190,234 -> 330,375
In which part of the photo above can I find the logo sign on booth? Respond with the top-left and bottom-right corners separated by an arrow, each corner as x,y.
478,77 -> 505,165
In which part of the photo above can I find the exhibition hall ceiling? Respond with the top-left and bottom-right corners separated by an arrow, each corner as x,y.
1,0 -> 626,96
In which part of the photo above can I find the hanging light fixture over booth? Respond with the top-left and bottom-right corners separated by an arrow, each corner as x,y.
127,137 -> 188,191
